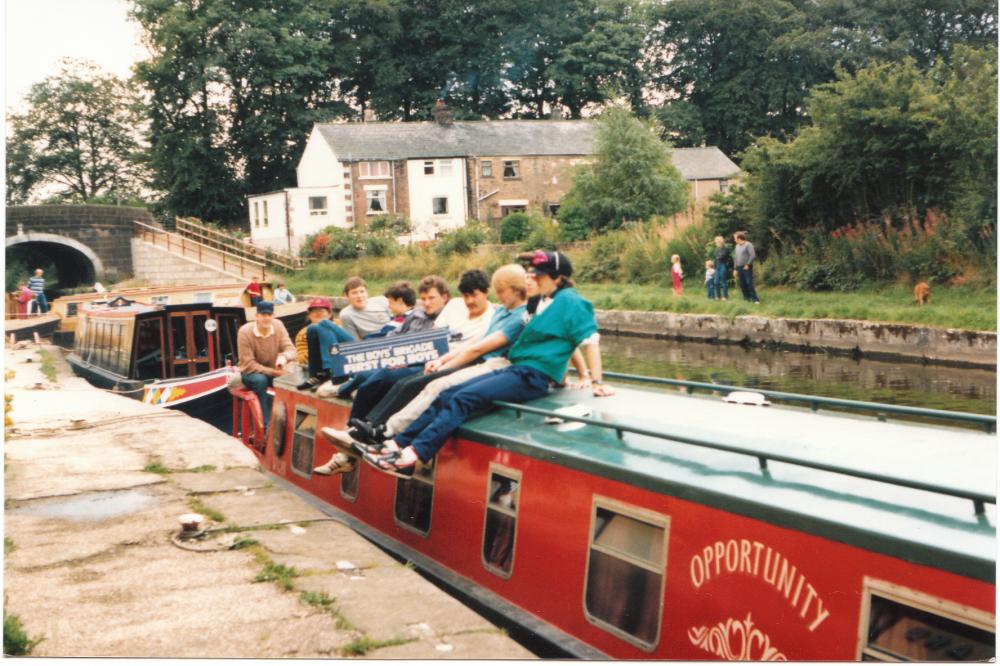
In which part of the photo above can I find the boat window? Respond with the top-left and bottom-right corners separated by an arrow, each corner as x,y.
170,316 -> 188,360
192,313 -> 211,373
135,319 -> 166,380
290,408 -> 317,479
340,460 -> 359,502
584,499 -> 668,650
269,401 -> 287,457
393,463 -> 434,536
860,579 -> 994,661
67,303 -> 78,317
216,314 -> 241,365
482,467 -> 521,577
109,323 -> 129,375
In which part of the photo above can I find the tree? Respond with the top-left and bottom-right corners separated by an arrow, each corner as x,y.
5,59 -> 149,204
131,0 -> 351,225
557,107 -> 689,239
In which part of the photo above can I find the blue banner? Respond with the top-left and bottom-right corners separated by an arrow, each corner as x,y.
327,328 -> 450,375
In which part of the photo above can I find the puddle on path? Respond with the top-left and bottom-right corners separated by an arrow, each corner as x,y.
13,488 -> 157,521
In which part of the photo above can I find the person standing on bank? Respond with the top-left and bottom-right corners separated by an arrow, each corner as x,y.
733,232 -> 761,304
713,235 -> 732,300
28,268 -> 48,313
237,300 -> 296,427
670,254 -> 684,296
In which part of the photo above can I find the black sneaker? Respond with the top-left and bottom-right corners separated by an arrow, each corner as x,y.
350,418 -> 386,445
297,371 -> 330,391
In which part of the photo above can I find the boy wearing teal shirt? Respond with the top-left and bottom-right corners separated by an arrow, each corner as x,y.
366,251 -> 615,478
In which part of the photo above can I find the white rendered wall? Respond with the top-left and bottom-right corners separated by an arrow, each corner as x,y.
405,158 -> 468,240
297,127 -> 341,187
247,192 -> 288,249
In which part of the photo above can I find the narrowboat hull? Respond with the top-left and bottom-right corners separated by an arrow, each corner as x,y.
4,313 -> 60,342
236,374 -> 996,660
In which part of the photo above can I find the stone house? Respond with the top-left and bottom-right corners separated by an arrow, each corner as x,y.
247,110 -> 740,251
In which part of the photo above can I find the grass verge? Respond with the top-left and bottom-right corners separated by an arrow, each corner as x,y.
286,260 -> 996,331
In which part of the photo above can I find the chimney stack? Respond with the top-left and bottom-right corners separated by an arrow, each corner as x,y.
433,99 -> 453,126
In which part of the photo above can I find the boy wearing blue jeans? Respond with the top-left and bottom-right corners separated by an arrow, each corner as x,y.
366,251 -> 615,477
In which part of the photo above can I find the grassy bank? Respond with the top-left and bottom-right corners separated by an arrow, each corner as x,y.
285,260 -> 995,331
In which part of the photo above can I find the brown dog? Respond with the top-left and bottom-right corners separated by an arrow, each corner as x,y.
914,281 -> 931,305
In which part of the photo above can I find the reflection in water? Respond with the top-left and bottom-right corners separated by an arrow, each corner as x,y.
600,336 -> 996,416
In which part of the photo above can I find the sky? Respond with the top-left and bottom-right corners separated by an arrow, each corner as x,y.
4,0 -> 145,112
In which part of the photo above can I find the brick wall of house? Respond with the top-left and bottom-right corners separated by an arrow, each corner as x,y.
469,155 -> 584,221
347,161 -> 408,228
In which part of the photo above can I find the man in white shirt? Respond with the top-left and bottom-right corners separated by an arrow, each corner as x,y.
434,269 -> 494,352
338,277 -> 391,339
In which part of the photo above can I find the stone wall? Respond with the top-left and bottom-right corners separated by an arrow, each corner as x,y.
597,310 -> 997,368
6,204 -> 152,279
131,239 -> 242,285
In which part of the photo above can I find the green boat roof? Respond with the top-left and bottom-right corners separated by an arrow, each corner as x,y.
460,384 -> 996,582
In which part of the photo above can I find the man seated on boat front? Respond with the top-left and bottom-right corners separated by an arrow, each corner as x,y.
273,282 -> 295,305
237,300 -> 296,428
339,277 -> 392,340
316,266 -> 523,471
364,251 -> 615,478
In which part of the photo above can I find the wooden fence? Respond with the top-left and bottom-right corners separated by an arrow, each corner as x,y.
134,221 -> 268,281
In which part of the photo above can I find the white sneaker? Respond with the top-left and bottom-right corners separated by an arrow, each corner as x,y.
321,426 -> 363,447
316,380 -> 337,398
313,452 -> 354,475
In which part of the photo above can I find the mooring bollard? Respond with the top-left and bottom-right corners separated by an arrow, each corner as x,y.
33,332 -> 40,345
8,333 -> 15,345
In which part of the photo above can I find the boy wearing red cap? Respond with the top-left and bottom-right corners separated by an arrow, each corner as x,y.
296,297 -> 356,389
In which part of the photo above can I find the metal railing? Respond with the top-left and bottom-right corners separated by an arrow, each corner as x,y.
174,217 -> 306,272
492,400 -> 996,515
134,221 -> 268,280
593,371 -> 997,434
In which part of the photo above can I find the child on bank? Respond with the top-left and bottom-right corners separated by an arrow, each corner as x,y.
671,254 -> 684,296
705,260 -> 716,299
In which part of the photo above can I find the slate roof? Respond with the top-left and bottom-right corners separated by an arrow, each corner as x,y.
314,120 -> 741,180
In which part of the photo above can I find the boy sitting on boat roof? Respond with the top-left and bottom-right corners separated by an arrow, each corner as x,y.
237,300 -> 296,428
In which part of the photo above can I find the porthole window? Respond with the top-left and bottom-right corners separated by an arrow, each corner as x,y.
269,401 -> 287,457
859,578 -> 995,661
482,466 -> 521,577
393,462 -> 434,536
290,407 -> 317,479
583,498 -> 668,650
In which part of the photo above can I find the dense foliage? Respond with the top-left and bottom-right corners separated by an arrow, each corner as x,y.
557,107 -> 689,239
5,60 -> 149,205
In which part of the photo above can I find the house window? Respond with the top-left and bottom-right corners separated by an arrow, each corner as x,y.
548,203 -> 561,216
424,160 -> 435,175
439,159 -> 453,176
359,161 -> 390,178
482,466 -> 521,576
500,205 -> 526,217
481,160 -> 492,177
859,578 -> 995,661
584,498 -> 668,650
291,407 -> 316,479
309,196 -> 328,216
503,160 -> 520,179
394,464 -> 434,536
253,201 -> 260,228
720,179 -> 730,193
366,188 -> 387,215
262,200 -> 269,227
432,197 -> 448,215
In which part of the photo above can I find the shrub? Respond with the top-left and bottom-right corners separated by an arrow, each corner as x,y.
368,214 -> 412,235
499,212 -> 532,243
520,218 -> 560,250
434,222 -> 492,256
4,610 -> 42,656
362,231 -> 398,258
575,230 -> 630,282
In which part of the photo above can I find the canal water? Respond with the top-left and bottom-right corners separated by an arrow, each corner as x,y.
600,335 -> 996,416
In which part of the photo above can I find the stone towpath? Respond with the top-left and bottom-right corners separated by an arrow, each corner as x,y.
3,343 -> 534,659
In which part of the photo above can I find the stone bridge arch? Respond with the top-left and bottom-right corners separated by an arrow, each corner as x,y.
5,205 -> 152,287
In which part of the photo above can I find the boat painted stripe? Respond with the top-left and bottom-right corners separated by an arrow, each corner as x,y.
265,471 -> 610,660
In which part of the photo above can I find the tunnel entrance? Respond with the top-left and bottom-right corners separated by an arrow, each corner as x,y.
6,239 -> 99,298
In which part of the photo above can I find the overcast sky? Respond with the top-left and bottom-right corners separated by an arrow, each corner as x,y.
5,0 -> 145,112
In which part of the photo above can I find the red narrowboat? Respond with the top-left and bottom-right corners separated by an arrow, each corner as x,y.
232,369 -> 996,660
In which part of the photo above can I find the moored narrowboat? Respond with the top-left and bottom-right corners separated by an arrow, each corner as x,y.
68,297 -> 308,429
232,369 -> 996,660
